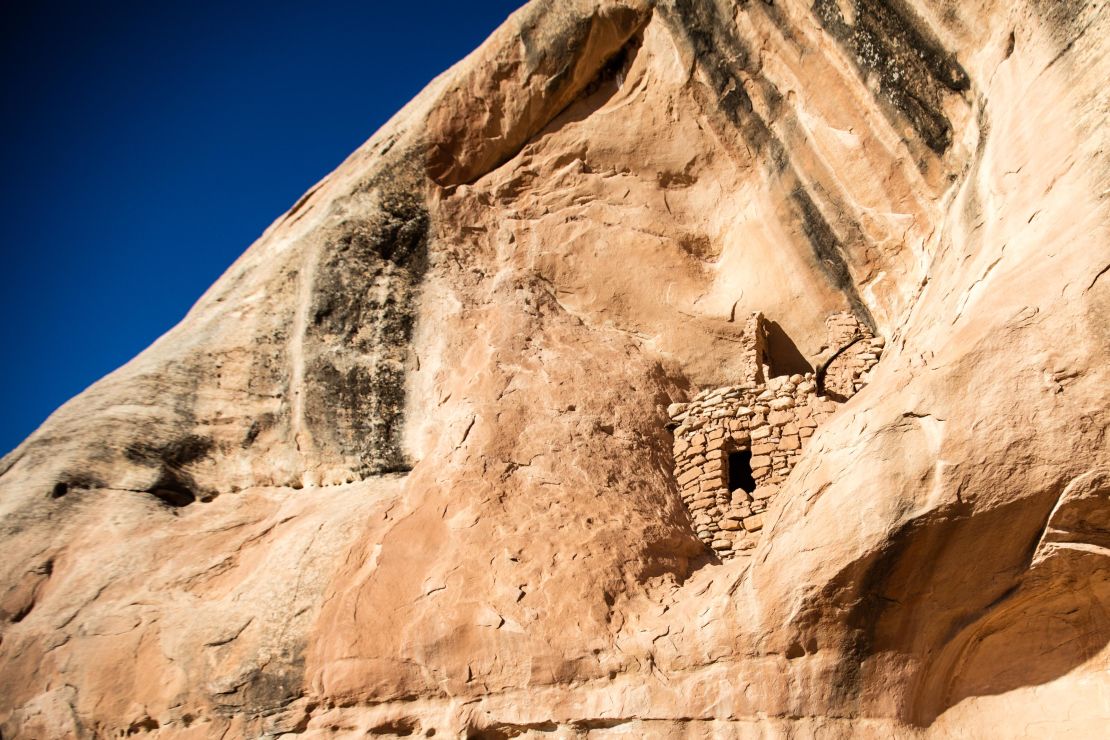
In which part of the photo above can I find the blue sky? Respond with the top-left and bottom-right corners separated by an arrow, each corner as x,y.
0,1 -> 523,456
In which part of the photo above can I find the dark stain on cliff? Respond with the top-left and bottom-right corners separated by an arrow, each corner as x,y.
661,0 -> 878,330
212,652 -> 307,720
812,0 -> 970,154
791,187 -> 877,331
306,166 -> 429,476
1030,0 -> 1102,71
660,0 -> 770,151
125,434 -> 214,506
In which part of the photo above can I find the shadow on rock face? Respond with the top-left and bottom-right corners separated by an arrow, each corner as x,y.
765,320 -> 814,378
906,471 -> 1110,725
817,471 -> 1110,726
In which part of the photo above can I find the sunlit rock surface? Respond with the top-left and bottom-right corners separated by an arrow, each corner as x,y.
2,0 -> 1108,737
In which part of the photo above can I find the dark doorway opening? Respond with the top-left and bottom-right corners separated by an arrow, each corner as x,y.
728,450 -> 756,494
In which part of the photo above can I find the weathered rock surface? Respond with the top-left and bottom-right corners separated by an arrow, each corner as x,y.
2,0 -> 1109,737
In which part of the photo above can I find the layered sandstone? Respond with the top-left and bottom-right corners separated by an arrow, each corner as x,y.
1,0 -> 1108,737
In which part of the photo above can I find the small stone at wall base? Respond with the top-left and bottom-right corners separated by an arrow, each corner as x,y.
753,485 -> 778,500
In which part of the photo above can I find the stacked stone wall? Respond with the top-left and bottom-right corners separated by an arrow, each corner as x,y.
734,311 -> 768,387
821,312 -> 886,400
669,313 -> 884,559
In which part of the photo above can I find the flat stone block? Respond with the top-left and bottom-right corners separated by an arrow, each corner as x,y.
730,490 -> 750,506
767,410 -> 794,425
778,435 -> 800,451
677,469 -> 700,486
753,485 -> 777,500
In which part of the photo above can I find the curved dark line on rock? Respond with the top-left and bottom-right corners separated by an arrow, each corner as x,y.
815,335 -> 866,397
428,4 -> 655,187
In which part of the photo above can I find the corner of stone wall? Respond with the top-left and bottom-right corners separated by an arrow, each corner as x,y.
746,311 -> 768,386
821,312 -> 886,400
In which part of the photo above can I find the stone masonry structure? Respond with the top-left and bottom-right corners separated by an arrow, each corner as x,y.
669,312 -> 885,559
820,311 -> 885,401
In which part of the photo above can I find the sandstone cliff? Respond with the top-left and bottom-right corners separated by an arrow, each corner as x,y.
1,1 -> 1108,737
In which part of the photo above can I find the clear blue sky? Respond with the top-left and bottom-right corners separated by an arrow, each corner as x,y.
0,0 -> 523,456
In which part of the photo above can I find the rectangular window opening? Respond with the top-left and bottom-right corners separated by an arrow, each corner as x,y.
727,449 -> 756,494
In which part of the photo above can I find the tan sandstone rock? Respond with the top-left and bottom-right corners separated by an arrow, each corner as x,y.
1,0 -> 1109,737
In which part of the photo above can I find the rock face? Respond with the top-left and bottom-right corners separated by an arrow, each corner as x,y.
1,0 -> 1108,737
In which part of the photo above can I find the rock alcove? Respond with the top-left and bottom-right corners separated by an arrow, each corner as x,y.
670,311 -> 884,558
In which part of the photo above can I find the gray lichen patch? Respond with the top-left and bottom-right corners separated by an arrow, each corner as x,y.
812,0 -> 970,154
